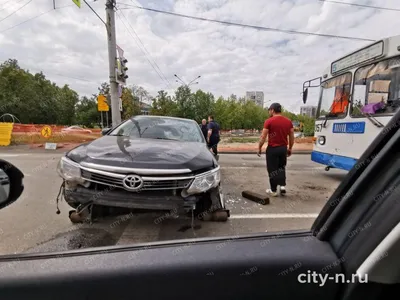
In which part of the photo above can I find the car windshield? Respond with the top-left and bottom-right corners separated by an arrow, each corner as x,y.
317,73 -> 352,119
109,116 -> 204,143
351,57 -> 400,116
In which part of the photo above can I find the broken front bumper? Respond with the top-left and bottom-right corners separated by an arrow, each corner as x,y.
64,186 -> 200,211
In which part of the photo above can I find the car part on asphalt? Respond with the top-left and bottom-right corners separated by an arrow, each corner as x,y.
68,203 -> 93,224
242,190 -> 270,205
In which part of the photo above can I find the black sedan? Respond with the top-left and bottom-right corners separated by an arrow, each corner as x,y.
56,115 -> 229,223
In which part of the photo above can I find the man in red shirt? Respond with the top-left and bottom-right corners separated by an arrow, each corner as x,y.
257,103 -> 294,197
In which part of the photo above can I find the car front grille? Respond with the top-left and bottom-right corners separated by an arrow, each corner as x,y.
81,169 -> 193,191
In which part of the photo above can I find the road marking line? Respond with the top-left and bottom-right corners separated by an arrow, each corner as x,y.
230,213 -> 319,219
221,166 -> 324,170
0,154 -> 28,157
0,153 -> 63,158
221,167 -> 251,169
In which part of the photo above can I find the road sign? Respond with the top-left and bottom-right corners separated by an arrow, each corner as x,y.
97,94 -> 109,112
72,0 -> 81,8
41,126 -> 52,138
45,143 -> 57,150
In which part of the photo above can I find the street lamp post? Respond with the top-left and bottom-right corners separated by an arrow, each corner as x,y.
174,74 -> 201,87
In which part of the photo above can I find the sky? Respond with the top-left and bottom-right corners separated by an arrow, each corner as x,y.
0,0 -> 399,113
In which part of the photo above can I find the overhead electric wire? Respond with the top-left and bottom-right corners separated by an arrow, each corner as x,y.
318,0 -> 400,12
119,3 -> 375,42
0,0 -> 32,24
116,11 -> 171,89
50,72 -> 95,83
82,0 -> 107,27
0,9 -> 52,33
0,0 -> 25,13
0,0 -> 13,6
0,1 -> 98,34
118,8 -> 172,88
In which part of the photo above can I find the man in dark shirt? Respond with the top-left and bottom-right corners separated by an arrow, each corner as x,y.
207,115 -> 220,156
200,119 -> 208,140
257,103 -> 294,197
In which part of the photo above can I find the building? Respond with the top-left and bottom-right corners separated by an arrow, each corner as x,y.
300,105 -> 317,118
140,102 -> 152,115
245,91 -> 264,107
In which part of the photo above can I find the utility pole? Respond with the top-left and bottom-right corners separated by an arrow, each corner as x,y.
106,0 -> 121,127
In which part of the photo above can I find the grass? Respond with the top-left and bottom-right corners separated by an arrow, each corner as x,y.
225,136 -> 314,144
9,132 -> 313,145
227,137 -> 260,143
11,132 -> 101,145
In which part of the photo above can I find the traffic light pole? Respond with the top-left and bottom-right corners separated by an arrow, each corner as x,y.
106,0 -> 121,127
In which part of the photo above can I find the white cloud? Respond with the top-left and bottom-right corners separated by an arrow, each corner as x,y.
0,0 -> 398,113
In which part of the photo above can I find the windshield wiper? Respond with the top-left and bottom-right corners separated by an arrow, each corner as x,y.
154,137 -> 179,141
322,112 -> 338,127
353,103 -> 384,128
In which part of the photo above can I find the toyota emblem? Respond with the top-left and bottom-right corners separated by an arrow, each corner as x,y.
123,175 -> 144,191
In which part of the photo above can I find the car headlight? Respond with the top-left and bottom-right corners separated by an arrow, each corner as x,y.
318,136 -> 326,145
186,166 -> 221,195
56,156 -> 83,182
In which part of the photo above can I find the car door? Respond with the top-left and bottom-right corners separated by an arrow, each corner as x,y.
0,111 -> 399,300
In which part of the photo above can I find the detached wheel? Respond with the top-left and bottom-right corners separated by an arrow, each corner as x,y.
69,210 -> 84,223
212,210 -> 229,222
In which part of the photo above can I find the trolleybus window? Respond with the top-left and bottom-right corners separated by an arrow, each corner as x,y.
351,57 -> 400,117
317,73 -> 351,119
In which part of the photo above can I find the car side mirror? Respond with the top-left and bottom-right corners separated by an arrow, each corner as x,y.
303,88 -> 308,104
101,128 -> 111,135
0,159 -> 24,210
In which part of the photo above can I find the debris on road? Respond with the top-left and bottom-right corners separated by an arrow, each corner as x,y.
241,191 -> 270,205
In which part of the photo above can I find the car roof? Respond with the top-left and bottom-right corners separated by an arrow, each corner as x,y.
133,115 -> 196,123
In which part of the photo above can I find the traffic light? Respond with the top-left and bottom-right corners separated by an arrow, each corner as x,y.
116,57 -> 128,85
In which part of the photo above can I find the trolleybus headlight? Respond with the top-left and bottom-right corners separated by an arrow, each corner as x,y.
318,136 -> 326,145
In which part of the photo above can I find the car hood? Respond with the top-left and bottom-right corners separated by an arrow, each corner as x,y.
66,136 -> 215,172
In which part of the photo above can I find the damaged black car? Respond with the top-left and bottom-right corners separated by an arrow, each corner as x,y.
56,115 -> 229,223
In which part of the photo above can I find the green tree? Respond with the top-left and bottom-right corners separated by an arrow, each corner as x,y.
174,85 -> 195,119
192,89 -> 215,122
121,87 -> 140,120
0,59 -> 78,125
74,96 -> 99,127
281,107 -> 297,121
213,96 -> 230,129
151,90 -> 177,116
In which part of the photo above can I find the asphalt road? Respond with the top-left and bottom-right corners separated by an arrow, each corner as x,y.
0,151 -> 347,255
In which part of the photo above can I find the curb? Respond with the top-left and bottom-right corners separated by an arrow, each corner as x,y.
0,145 -> 313,155
218,150 -> 312,155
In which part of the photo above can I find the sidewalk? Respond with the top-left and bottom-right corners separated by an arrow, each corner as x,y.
1,142 -> 313,154
218,142 -> 313,154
